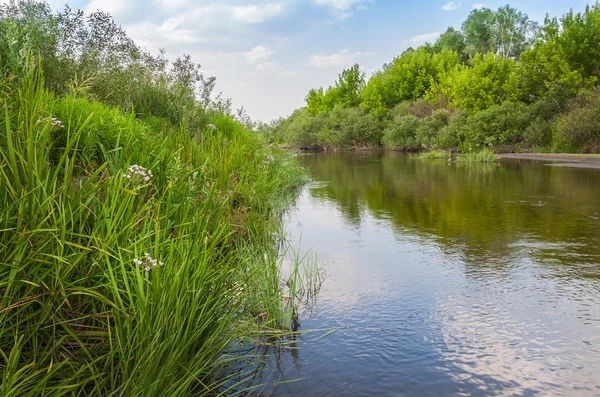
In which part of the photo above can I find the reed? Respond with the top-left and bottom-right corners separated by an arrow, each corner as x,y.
0,54 -> 307,396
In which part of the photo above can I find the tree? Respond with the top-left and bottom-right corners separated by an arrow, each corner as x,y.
463,8 -> 496,56
305,64 -> 365,114
494,5 -> 538,59
361,48 -> 458,116
433,27 -> 467,62
517,4 -> 600,100
431,52 -> 516,112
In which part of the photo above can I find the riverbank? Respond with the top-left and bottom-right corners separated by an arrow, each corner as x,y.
0,69 -> 306,395
498,153 -> 600,169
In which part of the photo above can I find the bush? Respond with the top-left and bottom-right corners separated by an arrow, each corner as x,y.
523,118 -> 553,148
388,99 -> 435,119
383,115 -> 420,147
279,109 -> 327,147
435,110 -> 467,148
552,90 -> 600,152
415,109 -> 451,146
460,101 -> 531,146
324,107 -> 382,147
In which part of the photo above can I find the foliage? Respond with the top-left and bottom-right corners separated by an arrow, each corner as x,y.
456,148 -> 498,162
279,106 -> 381,148
431,52 -> 516,112
0,1 -> 233,129
552,89 -> 600,152
382,115 -> 420,148
306,64 -> 365,114
459,101 -> 531,146
273,2 -> 600,153
361,48 -> 458,116
462,6 -> 538,59
0,3 -> 309,396
433,27 -> 468,63
517,4 -> 600,101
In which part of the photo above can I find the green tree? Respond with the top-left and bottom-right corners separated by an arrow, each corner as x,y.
517,4 -> 600,100
361,48 -> 458,116
433,27 -> 467,62
432,52 -> 516,112
305,64 -> 365,114
463,8 -> 496,56
494,5 -> 538,59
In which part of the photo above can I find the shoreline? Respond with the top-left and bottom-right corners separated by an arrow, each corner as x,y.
497,153 -> 600,169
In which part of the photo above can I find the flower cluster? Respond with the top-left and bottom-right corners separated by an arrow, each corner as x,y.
207,124 -> 217,131
36,117 -> 64,129
123,165 -> 153,184
133,253 -> 164,272
260,154 -> 275,169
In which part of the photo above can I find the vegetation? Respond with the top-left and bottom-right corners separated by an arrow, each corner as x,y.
0,1 -> 308,395
267,3 -> 600,153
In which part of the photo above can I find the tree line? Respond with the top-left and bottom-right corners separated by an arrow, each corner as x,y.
265,4 -> 600,153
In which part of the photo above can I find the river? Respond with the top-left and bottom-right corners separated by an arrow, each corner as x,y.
259,152 -> 600,397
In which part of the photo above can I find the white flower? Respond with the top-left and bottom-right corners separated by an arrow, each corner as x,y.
36,117 -> 64,129
207,124 -> 217,131
134,253 -> 165,272
123,165 -> 153,185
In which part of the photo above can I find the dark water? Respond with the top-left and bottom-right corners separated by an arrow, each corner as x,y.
262,152 -> 600,397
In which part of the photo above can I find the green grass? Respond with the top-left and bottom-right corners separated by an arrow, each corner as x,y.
456,148 -> 498,163
0,60 -> 307,396
417,149 -> 451,159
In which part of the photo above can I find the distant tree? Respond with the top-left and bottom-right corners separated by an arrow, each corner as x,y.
306,64 -> 365,114
361,48 -> 458,116
494,5 -> 538,59
462,6 -> 537,59
431,52 -> 515,112
463,8 -> 496,56
517,4 -> 600,100
433,27 -> 467,62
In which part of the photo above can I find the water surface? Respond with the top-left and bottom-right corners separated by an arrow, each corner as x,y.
264,152 -> 600,397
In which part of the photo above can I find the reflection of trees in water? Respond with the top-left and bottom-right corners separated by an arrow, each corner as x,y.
298,153 -> 600,270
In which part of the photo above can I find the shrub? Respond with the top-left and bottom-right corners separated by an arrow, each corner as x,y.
460,101 -> 531,146
435,110 -> 467,148
324,107 -> 382,147
523,118 -> 553,148
552,89 -> 600,152
279,109 -> 327,147
415,109 -> 451,146
389,99 -> 435,119
383,115 -> 420,147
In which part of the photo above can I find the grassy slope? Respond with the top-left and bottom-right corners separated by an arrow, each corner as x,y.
0,67 -> 305,395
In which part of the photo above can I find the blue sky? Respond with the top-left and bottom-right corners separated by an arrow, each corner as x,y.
34,0 -> 593,121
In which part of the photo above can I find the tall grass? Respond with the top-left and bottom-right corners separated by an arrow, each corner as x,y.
0,55 -> 307,395
456,148 -> 498,163
416,148 -> 450,160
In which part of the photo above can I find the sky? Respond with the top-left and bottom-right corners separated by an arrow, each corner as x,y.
38,0 -> 593,122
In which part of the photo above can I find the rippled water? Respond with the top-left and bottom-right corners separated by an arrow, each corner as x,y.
259,153 -> 600,397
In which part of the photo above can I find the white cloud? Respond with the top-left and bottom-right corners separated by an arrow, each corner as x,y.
308,49 -> 374,68
246,45 -> 275,63
472,3 -> 484,9
84,0 -> 126,15
126,20 -> 207,49
442,0 -> 462,11
230,3 -> 285,24
155,0 -> 189,9
255,62 -> 299,76
407,32 -> 442,46
314,0 -> 366,10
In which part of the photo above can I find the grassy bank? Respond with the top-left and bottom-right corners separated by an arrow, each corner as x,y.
0,13 -> 307,397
